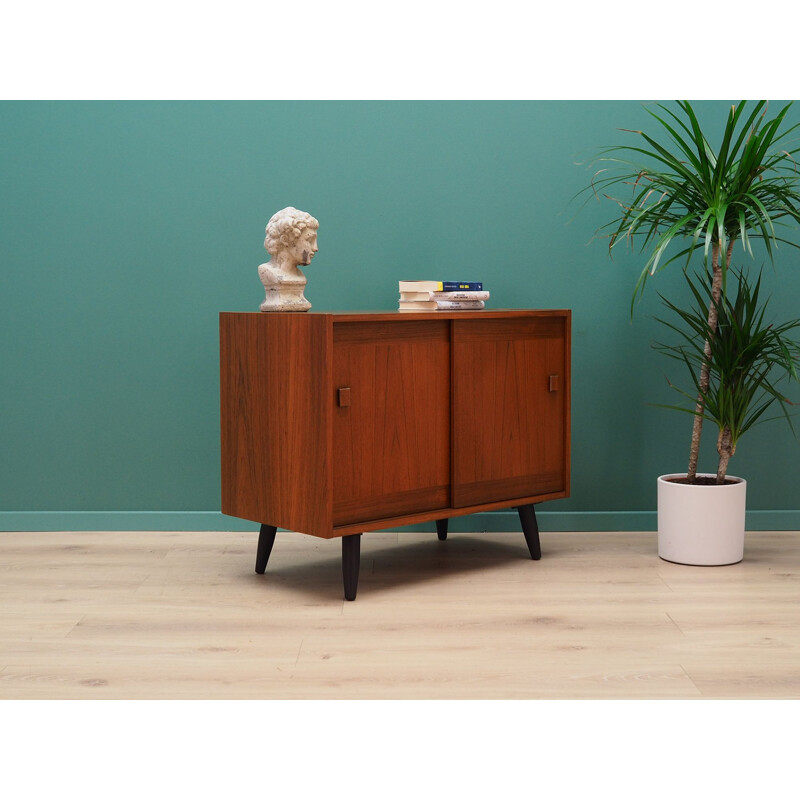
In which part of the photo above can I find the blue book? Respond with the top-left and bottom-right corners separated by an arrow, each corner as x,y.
398,280 -> 483,292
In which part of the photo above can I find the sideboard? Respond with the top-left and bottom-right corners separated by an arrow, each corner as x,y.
219,309 -> 571,599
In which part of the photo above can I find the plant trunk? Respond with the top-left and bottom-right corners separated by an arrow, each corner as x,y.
716,426 -> 735,484
687,238 -> 735,481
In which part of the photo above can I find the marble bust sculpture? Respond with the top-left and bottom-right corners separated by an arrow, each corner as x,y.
258,207 -> 319,312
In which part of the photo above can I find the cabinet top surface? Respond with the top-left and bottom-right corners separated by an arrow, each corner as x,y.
221,309 -> 570,322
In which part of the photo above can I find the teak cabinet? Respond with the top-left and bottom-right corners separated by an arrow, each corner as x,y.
220,309 -> 571,599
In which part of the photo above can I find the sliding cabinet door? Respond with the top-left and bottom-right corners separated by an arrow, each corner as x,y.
332,320 -> 451,526
452,315 -> 569,508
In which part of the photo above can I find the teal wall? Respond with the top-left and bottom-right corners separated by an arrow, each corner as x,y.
2,101 -> 800,531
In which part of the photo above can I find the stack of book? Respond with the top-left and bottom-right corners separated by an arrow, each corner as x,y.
398,280 -> 489,311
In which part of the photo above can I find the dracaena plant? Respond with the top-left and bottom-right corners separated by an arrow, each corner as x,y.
584,100 -> 800,482
655,267 -> 800,484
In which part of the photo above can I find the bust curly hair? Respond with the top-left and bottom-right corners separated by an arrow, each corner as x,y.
264,207 -> 320,256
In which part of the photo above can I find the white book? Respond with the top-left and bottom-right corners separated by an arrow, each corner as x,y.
399,290 -> 490,302
432,290 -> 489,301
398,299 -> 485,311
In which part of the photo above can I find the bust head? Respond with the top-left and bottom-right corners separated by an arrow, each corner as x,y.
264,207 -> 319,267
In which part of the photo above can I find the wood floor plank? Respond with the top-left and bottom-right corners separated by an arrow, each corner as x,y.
1,530 -> 799,698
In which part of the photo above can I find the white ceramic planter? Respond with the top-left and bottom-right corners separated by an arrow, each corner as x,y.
657,473 -> 746,566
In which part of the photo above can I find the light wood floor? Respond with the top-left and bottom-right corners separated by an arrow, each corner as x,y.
1,529 -> 799,699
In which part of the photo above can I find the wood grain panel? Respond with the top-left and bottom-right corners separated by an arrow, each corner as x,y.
220,313 -> 332,536
452,314 -> 569,507
326,309 -> 569,322
334,320 -> 446,344
333,485 -> 450,527
332,488 -> 569,536
452,315 -> 564,343
332,320 -> 450,526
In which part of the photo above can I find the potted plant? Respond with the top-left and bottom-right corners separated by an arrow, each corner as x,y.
654,267 -> 800,563
583,100 -> 800,564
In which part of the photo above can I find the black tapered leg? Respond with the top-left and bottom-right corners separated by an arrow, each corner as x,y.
342,534 -> 362,601
255,524 -> 277,574
517,504 -> 541,560
436,519 -> 448,541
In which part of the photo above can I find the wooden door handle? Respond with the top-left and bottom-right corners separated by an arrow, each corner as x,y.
338,387 -> 351,407
549,375 -> 560,392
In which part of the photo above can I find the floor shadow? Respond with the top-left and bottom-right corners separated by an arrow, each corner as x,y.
242,532 -> 538,601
